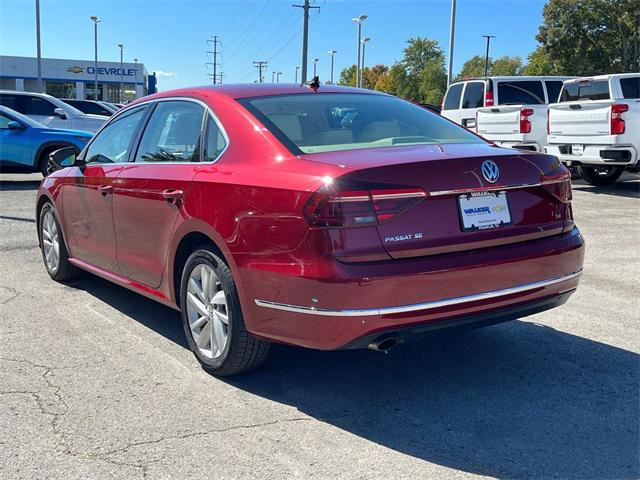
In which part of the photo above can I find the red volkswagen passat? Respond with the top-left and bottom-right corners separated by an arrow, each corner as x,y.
36,84 -> 584,376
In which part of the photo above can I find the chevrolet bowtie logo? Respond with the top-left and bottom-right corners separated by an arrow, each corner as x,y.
66,66 -> 84,74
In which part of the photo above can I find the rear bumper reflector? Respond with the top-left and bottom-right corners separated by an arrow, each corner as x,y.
254,269 -> 583,317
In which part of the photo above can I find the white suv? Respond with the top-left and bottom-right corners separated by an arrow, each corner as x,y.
441,76 -> 569,135
0,90 -> 108,132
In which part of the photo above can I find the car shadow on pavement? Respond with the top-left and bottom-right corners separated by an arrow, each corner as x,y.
0,179 -> 42,191
77,272 -> 639,479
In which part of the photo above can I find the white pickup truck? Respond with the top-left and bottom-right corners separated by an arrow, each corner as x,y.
546,73 -> 640,185
474,76 -> 572,151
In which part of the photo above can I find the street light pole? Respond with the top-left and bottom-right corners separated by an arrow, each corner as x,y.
328,50 -> 337,84
313,58 -> 319,77
360,38 -> 370,88
272,71 -> 276,83
35,0 -> 42,93
352,15 -> 367,88
118,44 -> 124,103
447,0 -> 457,86
482,35 -> 495,77
133,58 -> 138,98
295,66 -> 300,83
276,72 -> 282,83
90,16 -> 100,100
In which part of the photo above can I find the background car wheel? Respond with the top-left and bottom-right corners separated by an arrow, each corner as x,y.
577,165 -> 624,186
180,247 -> 270,376
39,202 -> 79,281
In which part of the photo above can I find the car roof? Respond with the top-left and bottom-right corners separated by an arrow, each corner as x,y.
138,83 -> 378,103
563,73 -> 640,83
451,76 -> 573,84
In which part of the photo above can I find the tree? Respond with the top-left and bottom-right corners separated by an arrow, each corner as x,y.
522,47 -> 556,75
338,65 -> 357,87
363,64 -> 389,90
535,0 -> 640,75
457,55 -> 487,78
491,56 -> 524,76
400,37 -> 447,103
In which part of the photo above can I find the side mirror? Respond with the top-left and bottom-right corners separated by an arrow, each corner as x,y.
53,107 -> 67,119
49,146 -> 80,171
7,121 -> 25,131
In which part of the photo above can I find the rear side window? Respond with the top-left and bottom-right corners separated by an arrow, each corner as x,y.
135,101 -> 204,163
85,106 -> 147,163
620,77 -> 639,99
0,94 -> 22,112
497,81 -> 545,105
545,81 -> 564,103
443,83 -> 463,110
68,100 -> 111,116
560,80 -> 610,101
461,82 -> 484,109
203,115 -> 227,161
24,96 -> 56,116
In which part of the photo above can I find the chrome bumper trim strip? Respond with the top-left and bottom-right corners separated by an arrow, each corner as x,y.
429,178 -> 565,197
254,270 -> 582,317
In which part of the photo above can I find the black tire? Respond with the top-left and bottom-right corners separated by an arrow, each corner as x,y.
39,202 -> 80,281
180,247 -> 270,376
577,165 -> 624,186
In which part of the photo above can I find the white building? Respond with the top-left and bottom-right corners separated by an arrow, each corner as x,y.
0,55 -> 156,102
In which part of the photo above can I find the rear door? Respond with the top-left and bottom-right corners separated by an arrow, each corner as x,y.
112,99 -> 206,288
459,81 -> 485,130
441,82 -> 464,125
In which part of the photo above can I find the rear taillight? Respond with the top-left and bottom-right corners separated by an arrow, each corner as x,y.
304,184 -> 427,228
541,170 -> 572,203
485,91 -> 494,107
611,103 -> 628,135
519,108 -> 534,134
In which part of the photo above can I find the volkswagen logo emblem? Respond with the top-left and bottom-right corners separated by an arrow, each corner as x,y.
481,160 -> 500,183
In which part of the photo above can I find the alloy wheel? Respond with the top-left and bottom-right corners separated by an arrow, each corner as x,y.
186,264 -> 229,359
41,210 -> 60,273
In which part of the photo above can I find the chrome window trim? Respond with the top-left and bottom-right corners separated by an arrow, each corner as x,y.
254,269 -> 582,317
78,96 -> 229,166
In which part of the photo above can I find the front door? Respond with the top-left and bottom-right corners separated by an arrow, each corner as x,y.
0,112 -> 34,169
61,105 -> 148,272
113,100 -> 205,288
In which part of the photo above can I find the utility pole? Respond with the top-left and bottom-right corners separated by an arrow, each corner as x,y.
447,0 -> 456,86
207,36 -> 221,84
482,35 -> 495,77
294,0 -> 320,84
253,61 -> 268,83
35,0 -> 42,93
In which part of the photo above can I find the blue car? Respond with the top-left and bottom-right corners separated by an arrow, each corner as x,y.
0,105 -> 93,176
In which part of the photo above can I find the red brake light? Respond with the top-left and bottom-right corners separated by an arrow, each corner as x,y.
611,103 -> 628,135
304,184 -> 427,228
485,91 -> 494,107
541,170 -> 572,203
519,108 -> 534,134
547,108 -> 550,135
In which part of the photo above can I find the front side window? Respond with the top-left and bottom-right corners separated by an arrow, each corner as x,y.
497,81 -> 545,105
461,82 -> 485,109
559,80 -> 610,102
24,97 -> 57,116
0,113 -> 13,129
620,77 -> 639,99
0,94 -> 22,112
203,115 -> 227,161
443,83 -> 463,110
84,106 -> 147,163
240,93 -> 483,155
135,101 -> 204,163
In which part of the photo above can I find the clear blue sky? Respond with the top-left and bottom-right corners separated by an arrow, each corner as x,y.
0,0 -> 546,90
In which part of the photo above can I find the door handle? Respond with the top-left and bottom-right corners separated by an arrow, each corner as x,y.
98,185 -> 113,196
162,189 -> 183,204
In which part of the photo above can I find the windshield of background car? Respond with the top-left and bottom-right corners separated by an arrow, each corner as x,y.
239,93 -> 484,154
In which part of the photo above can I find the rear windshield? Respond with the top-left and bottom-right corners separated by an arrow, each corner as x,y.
239,93 -> 483,154
497,81 -> 545,105
559,80 -> 610,101
620,77 -> 639,99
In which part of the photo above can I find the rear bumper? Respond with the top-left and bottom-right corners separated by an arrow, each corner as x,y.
240,227 -> 585,350
546,144 -> 638,166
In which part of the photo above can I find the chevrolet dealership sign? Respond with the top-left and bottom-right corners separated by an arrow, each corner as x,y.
67,65 -> 137,77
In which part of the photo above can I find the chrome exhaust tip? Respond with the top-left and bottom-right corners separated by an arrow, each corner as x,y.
367,336 -> 398,353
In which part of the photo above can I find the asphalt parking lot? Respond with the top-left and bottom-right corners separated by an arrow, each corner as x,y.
0,172 -> 638,480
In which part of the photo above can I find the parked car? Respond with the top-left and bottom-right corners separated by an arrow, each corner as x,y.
37,84 -> 584,376
442,76 -> 570,132
0,90 -> 108,132
61,99 -> 118,117
475,76 -> 574,152
0,105 -> 92,175
546,73 -> 640,185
